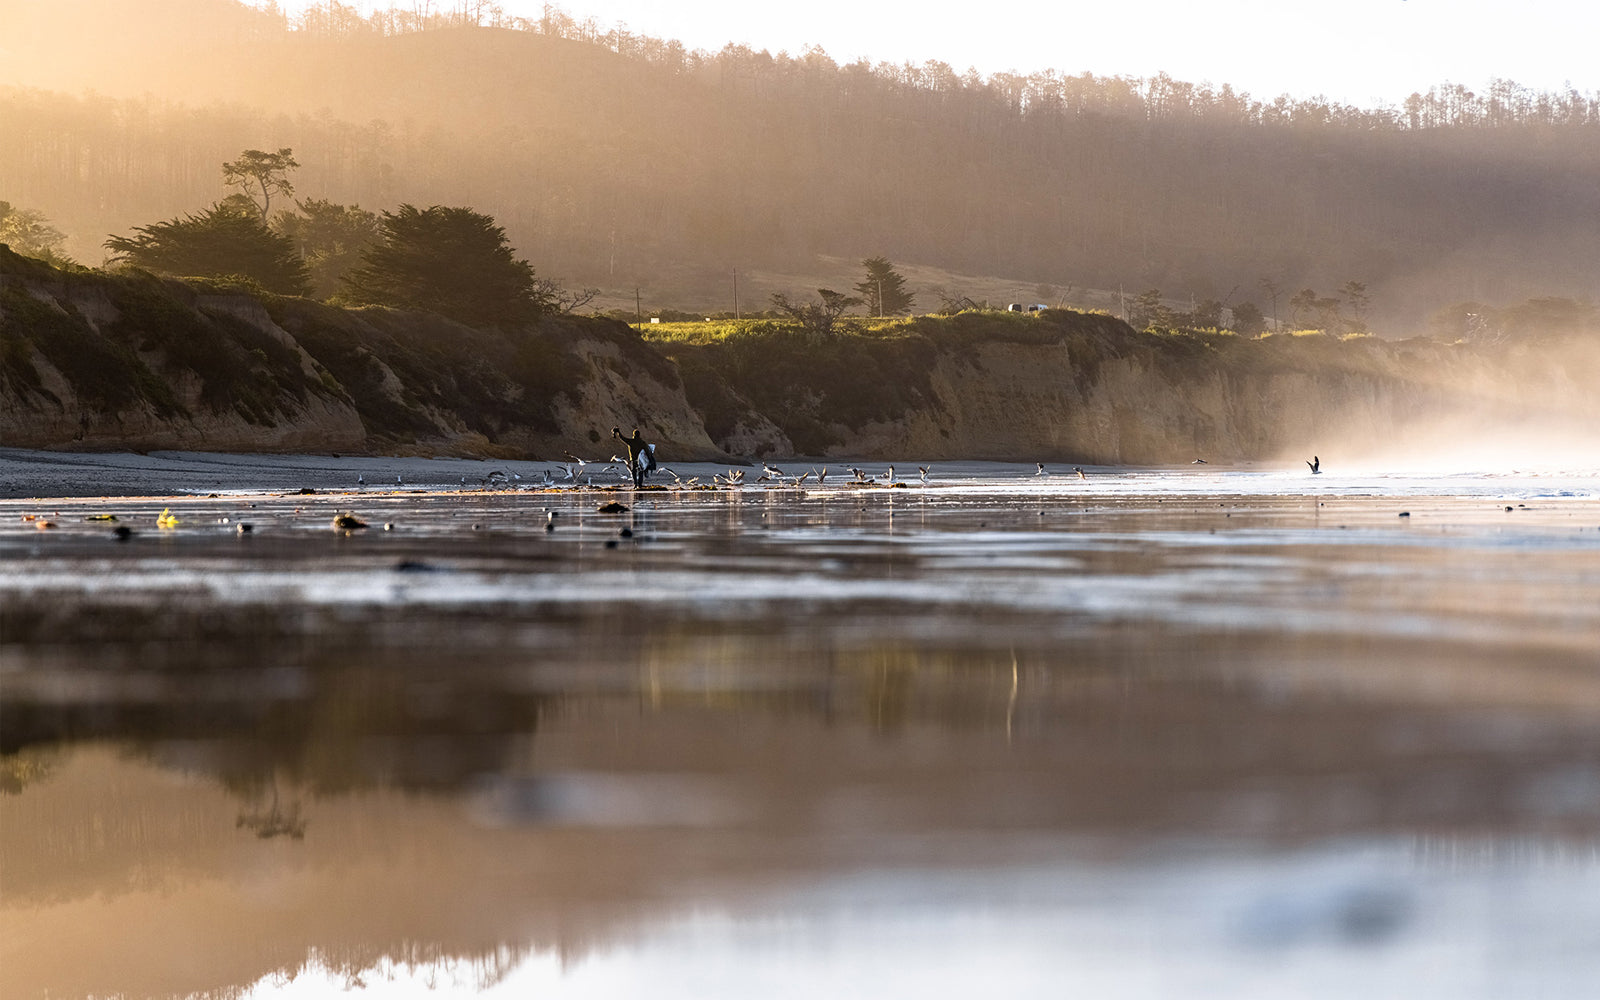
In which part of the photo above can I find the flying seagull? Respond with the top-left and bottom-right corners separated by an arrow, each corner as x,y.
1307,456 -> 1321,475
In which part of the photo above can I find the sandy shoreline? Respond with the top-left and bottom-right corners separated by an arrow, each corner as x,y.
0,447 -> 768,500
0,447 -> 570,499
0,447 -> 1098,500
6,446 -> 1595,503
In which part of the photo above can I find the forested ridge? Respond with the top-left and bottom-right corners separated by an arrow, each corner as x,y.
3,0 -> 1597,328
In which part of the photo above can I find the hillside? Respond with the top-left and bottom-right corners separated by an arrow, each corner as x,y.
7,248 -> 1596,466
2,1 -> 1597,330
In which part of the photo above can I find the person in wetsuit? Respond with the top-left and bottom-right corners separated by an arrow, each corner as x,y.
612,426 -> 656,488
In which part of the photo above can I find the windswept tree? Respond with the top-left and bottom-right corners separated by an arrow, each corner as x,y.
1289,287 -> 1345,332
1191,298 -> 1225,329
769,288 -> 863,337
1288,288 -> 1319,329
1131,288 -> 1169,330
532,276 -> 601,315
341,204 -> 548,326
104,203 -> 312,295
0,201 -> 71,264
1340,280 -> 1370,333
1231,301 -> 1266,337
273,198 -> 380,298
222,147 -> 300,221
853,256 -> 915,316
931,287 -> 981,315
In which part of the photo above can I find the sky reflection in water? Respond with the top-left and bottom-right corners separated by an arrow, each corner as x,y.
3,466 -> 1599,998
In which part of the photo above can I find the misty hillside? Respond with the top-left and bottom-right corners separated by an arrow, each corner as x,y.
3,0 -> 1598,329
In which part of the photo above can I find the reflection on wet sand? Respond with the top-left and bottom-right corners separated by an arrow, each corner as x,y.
3,477 -> 1600,997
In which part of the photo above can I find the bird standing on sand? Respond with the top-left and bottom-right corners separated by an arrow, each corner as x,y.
1074,466 -> 1086,480
1307,456 -> 1321,475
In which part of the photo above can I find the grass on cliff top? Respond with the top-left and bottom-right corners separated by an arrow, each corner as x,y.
638,307 -> 1147,454
639,307 -> 1125,348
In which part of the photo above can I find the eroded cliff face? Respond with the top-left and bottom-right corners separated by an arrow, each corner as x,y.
6,249 -> 1594,464
676,316 -> 1600,464
1,266 -> 368,453
862,341 -> 1442,463
538,334 -> 723,461
1,248 -> 724,460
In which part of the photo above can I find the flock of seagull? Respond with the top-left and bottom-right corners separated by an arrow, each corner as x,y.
358,459 -> 941,492
351,456 -> 1326,492
351,458 -> 1107,493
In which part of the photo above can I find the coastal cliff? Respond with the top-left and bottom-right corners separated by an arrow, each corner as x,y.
1,247 -> 723,460
658,311 -> 1599,464
5,248 -> 1594,464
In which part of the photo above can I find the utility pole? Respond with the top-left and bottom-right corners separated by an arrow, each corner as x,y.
733,268 -> 739,320
877,278 -> 883,318
635,287 -> 642,328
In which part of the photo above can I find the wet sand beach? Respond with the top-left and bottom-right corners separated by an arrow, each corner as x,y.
3,449 -> 1599,998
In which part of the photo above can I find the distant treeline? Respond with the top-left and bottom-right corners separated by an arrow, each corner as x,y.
149,1 -> 1600,129
3,0 -> 1598,327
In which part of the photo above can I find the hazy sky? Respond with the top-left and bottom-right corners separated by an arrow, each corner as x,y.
271,0 -> 1598,106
